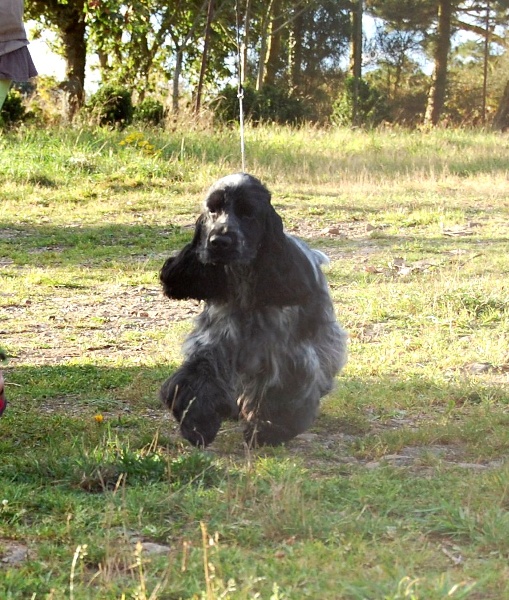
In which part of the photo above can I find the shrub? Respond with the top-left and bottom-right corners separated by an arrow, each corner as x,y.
213,83 -> 309,125
87,84 -> 133,127
331,77 -> 388,127
134,98 -> 165,125
1,89 -> 26,126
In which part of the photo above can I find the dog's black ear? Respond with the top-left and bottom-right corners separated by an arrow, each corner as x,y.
253,207 -> 317,307
160,216 -> 228,301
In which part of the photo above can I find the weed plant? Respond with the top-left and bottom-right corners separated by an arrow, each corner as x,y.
0,124 -> 508,598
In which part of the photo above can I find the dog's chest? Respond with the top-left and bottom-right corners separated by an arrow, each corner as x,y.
187,304 -> 299,376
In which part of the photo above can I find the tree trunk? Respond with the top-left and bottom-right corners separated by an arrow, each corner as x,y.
481,2 -> 490,124
350,0 -> 363,126
263,0 -> 283,87
424,0 -> 452,126
493,79 -> 509,130
61,15 -> 87,119
288,10 -> 303,92
172,47 -> 183,114
350,0 -> 362,80
256,0 -> 273,91
98,50 -> 109,73
137,36 -> 152,102
194,0 -> 214,113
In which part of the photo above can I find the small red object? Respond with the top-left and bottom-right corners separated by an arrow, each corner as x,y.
0,371 -> 6,416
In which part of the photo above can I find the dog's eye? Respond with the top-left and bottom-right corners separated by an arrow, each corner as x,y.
235,200 -> 255,219
206,193 -> 224,214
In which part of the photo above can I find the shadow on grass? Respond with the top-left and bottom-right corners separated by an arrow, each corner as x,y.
0,363 -> 181,489
276,189 -> 509,214
1,364 -> 509,490
1,222 -> 508,274
4,363 -> 509,407
3,364 -> 508,441
2,363 -> 175,410
0,365 -> 220,492
0,222 -> 190,267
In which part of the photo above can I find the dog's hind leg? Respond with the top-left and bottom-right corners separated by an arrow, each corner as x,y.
242,386 -> 321,447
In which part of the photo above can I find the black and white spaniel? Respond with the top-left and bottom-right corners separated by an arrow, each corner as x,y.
160,173 -> 347,447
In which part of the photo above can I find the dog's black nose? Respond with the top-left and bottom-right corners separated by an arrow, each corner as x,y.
209,232 -> 235,251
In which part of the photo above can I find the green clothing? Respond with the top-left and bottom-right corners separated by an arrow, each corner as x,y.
0,77 -> 11,110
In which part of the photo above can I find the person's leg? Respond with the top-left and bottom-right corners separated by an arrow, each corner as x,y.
0,79 -> 12,111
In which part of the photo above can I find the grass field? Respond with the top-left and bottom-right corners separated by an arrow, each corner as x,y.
1,125 -> 509,599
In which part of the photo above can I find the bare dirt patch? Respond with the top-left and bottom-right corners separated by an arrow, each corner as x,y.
0,540 -> 29,567
5,284 -> 201,365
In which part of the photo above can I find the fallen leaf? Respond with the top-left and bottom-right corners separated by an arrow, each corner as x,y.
391,257 -> 407,268
465,362 -> 495,374
140,542 -> 171,556
441,545 -> 463,565
320,226 -> 341,236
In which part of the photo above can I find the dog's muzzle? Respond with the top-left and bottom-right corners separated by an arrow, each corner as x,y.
205,230 -> 240,263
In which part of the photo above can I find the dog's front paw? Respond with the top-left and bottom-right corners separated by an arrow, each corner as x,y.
180,412 -> 221,447
160,374 -> 235,447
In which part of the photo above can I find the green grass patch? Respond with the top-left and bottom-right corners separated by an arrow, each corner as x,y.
1,125 -> 508,598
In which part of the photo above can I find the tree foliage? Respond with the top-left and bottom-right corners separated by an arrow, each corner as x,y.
22,0 -> 509,127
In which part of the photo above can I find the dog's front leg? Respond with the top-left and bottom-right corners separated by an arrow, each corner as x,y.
160,358 -> 238,447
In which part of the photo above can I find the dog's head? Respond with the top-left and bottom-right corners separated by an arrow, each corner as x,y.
161,173 -> 318,307
197,173 -> 280,265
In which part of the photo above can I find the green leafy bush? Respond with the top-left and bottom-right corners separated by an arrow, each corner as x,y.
213,83 -> 309,125
0,89 -> 26,126
134,98 -> 165,125
87,84 -> 133,127
331,77 -> 388,127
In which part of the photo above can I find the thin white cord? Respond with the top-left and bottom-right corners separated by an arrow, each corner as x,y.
235,0 -> 246,172
238,85 -> 246,172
